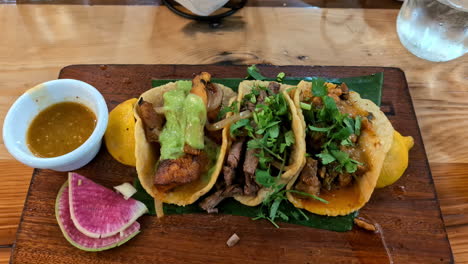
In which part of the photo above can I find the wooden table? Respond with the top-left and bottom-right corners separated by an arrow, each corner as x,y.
0,3 -> 466,263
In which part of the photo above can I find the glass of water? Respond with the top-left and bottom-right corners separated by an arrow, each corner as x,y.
396,0 -> 467,62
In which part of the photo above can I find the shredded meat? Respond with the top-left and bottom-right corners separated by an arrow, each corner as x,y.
226,138 -> 245,168
190,72 -> 210,105
327,83 -> 343,102
183,144 -> 202,155
208,105 -> 221,123
242,101 -> 255,112
154,153 -> 208,192
340,83 -> 350,100
257,90 -> 268,103
206,82 -> 222,122
222,166 -> 236,187
243,148 -> 260,195
268,82 -> 281,95
199,184 -> 243,211
338,173 -> 352,187
205,129 -> 223,145
224,137 -> 246,185
226,233 -> 240,247
295,158 -> 321,196
138,99 -> 165,142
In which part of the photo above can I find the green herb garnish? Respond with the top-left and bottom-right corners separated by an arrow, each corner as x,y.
234,82 -> 326,227
246,65 -> 266,81
276,72 -> 286,82
253,169 -> 328,228
300,102 -> 312,110
305,82 -> 363,174
218,101 -> 239,119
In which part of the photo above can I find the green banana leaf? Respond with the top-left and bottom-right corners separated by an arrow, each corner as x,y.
152,72 -> 383,106
133,178 -> 359,232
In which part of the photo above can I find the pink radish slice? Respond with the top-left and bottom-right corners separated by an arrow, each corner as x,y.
56,181 -> 140,251
68,172 -> 148,238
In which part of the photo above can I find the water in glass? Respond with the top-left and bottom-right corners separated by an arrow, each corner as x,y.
397,0 -> 467,62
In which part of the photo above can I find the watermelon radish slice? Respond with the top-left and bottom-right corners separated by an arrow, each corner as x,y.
56,181 -> 141,251
68,172 -> 148,238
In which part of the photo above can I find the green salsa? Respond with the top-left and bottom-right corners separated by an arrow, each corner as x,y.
159,81 -> 207,160
184,93 -> 207,149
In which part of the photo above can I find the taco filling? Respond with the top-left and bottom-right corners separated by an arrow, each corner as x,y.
200,81 -> 296,211
294,82 -> 372,197
137,73 -> 224,193
287,79 -> 394,216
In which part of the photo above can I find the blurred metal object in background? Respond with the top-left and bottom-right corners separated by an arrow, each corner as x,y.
163,0 -> 247,23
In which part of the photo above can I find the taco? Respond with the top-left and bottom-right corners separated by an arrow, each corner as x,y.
199,80 -> 305,211
134,73 -> 237,214
285,80 -> 394,216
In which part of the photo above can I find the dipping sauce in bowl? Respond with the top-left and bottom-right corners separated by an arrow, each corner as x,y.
27,102 -> 97,158
3,79 -> 108,171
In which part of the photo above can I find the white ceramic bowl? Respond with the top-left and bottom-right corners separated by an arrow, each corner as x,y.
3,79 -> 109,171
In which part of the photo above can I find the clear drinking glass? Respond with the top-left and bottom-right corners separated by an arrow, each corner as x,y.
396,0 -> 467,62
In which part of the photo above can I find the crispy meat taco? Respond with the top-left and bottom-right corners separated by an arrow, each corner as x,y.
199,80 -> 305,211
134,73 -> 237,214
286,80 -> 394,216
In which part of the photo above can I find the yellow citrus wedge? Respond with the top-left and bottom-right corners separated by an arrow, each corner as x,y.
376,131 -> 414,188
104,98 -> 138,167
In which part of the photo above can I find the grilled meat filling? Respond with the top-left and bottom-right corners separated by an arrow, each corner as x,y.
199,184 -> 243,211
223,137 -> 246,186
154,152 -> 208,192
295,82 -> 370,195
138,100 -> 165,143
295,158 -> 321,196
200,81 -> 290,211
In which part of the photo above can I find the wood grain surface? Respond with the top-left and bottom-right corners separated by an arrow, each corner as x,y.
9,65 -> 452,263
0,5 -> 466,264
0,248 -> 11,264
12,0 -> 402,8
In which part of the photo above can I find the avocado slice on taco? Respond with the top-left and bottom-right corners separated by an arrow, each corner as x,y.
134,73 -> 237,215
286,80 -> 394,216
199,80 -> 305,211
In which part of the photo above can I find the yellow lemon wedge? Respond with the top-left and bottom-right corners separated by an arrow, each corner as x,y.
376,131 -> 414,188
104,98 -> 138,167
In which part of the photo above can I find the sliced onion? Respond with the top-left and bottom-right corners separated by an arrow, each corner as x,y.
153,107 -> 165,114
207,85 -> 223,112
271,161 -> 290,171
205,110 -> 252,131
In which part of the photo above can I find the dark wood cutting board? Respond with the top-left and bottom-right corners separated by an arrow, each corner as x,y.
10,65 -> 453,264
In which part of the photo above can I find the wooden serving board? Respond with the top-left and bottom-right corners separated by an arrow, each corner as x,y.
10,65 -> 453,264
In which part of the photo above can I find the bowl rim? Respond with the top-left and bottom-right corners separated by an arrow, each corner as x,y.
2,79 -> 109,168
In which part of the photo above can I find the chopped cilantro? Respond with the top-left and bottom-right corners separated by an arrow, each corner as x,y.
316,152 -> 335,164
255,169 -> 276,188
300,102 -> 312,110
309,125 -> 332,132
286,190 -> 329,204
284,130 -> 295,146
253,168 -> 327,228
355,116 -> 362,136
276,72 -> 286,82
218,101 -> 239,119
230,118 -> 250,136
235,82 -> 330,228
246,65 -> 266,81
269,198 -> 282,220
311,78 -> 327,97
303,82 -> 365,175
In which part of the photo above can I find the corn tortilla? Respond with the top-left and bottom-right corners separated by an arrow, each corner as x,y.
134,82 -> 237,206
231,80 -> 306,206
286,80 -> 394,216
